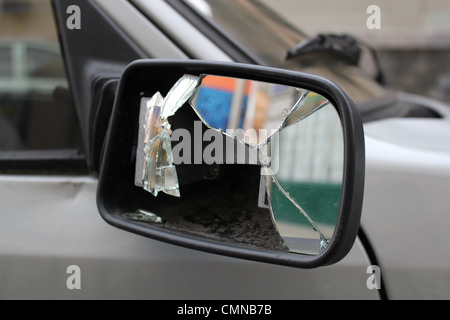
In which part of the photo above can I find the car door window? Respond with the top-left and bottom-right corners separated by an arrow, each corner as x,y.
27,47 -> 65,79
0,0 -> 85,172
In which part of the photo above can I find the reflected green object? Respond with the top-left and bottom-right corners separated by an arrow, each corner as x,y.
269,181 -> 341,254
271,181 -> 341,226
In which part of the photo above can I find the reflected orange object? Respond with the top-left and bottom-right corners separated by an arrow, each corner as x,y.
201,75 -> 252,95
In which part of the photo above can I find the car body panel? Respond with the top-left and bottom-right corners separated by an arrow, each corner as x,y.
0,174 -> 377,299
361,115 -> 450,299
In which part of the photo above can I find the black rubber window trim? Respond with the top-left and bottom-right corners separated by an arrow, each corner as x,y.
0,150 -> 88,175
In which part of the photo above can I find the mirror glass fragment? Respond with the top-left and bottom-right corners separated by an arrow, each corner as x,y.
135,74 -> 344,255
266,102 -> 343,254
135,75 -> 201,197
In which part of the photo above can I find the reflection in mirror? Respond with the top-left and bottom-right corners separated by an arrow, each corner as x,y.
136,75 -> 201,197
266,103 -> 343,254
134,74 -> 344,255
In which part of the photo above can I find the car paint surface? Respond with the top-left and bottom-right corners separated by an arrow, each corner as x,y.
0,174 -> 379,299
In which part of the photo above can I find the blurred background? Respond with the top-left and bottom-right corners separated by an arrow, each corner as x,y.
2,0 -> 449,104
261,0 -> 450,103
0,0 -> 449,152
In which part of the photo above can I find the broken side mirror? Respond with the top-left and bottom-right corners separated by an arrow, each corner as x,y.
97,60 -> 365,268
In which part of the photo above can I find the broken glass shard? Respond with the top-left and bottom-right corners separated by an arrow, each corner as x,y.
143,128 -> 180,197
122,209 -> 162,223
140,92 -> 180,197
281,92 -> 331,130
161,74 -> 202,119
138,75 -> 201,198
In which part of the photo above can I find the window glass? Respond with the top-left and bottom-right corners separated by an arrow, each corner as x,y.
27,47 -> 66,79
0,0 -> 83,155
0,47 -> 12,77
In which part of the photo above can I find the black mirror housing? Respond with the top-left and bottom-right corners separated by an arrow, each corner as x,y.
96,60 -> 365,268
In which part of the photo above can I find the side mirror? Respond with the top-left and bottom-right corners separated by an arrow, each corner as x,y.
97,60 -> 365,268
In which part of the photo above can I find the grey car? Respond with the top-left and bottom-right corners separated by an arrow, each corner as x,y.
0,0 -> 450,301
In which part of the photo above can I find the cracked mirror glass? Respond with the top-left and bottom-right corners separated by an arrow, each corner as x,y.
189,75 -> 343,255
266,102 -> 343,254
134,74 -> 344,256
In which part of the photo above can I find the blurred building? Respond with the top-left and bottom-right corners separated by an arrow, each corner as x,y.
0,0 -> 57,40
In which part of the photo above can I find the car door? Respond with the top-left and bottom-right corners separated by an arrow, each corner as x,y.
0,0 -> 379,300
